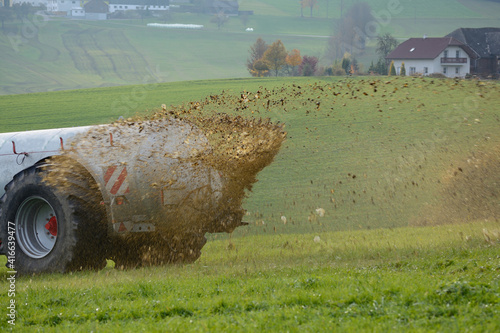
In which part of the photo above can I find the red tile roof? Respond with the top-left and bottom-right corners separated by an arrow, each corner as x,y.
386,37 -> 472,60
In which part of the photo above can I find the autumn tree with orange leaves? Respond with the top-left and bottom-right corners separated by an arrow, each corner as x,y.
285,49 -> 302,76
247,39 -> 318,77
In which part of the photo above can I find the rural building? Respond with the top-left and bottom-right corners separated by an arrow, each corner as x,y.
446,27 -> 500,78
386,37 -> 475,78
71,6 -> 85,16
46,0 -> 80,13
108,0 -> 169,13
84,0 -> 108,19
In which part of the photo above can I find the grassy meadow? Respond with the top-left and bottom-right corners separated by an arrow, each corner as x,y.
1,76 -> 499,234
0,75 -> 499,330
0,220 -> 498,331
1,0 -> 500,328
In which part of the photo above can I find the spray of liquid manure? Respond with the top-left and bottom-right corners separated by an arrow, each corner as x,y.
40,78 -> 500,267
42,93 -> 286,268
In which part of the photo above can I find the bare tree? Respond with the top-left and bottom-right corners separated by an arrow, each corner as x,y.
376,33 -> 399,58
211,11 -> 229,29
301,0 -> 318,18
325,2 -> 374,62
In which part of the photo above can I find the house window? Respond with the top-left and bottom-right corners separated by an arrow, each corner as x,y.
410,67 -> 416,75
455,67 -> 460,74
443,67 -> 447,74
424,67 -> 428,74
444,50 -> 448,58
124,6 -> 128,8
456,50 -> 460,58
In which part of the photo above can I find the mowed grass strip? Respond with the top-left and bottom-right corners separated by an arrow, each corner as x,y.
0,221 -> 498,331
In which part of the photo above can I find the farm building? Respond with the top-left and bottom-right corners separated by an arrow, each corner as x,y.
386,37 -> 476,78
84,0 -> 108,19
46,0 -> 80,13
108,0 -> 169,13
446,27 -> 500,78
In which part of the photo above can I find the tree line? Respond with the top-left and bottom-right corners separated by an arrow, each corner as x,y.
246,38 -> 320,77
247,32 -> 398,77
247,2 -> 400,77
0,2 -> 42,31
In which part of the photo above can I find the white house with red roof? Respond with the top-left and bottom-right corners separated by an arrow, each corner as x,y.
108,0 -> 169,13
386,36 -> 476,78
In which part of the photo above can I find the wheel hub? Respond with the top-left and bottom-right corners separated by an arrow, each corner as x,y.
45,216 -> 58,236
16,196 -> 58,259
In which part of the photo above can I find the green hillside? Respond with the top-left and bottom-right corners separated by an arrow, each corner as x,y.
1,76 -> 499,235
0,0 -> 499,95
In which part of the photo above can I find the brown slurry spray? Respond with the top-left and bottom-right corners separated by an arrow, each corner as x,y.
41,96 -> 286,267
412,143 -> 500,226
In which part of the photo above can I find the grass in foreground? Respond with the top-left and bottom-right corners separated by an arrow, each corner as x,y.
0,221 -> 499,331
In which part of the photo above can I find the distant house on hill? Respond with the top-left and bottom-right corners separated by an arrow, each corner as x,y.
446,27 -> 500,78
108,0 -> 170,13
386,37 -> 476,78
71,7 -> 85,17
47,0 -> 80,14
84,0 -> 108,19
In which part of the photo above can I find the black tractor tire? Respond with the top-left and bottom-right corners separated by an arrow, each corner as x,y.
0,160 -> 108,275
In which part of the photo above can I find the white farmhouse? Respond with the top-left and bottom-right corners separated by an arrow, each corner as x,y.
386,37 -> 476,78
108,0 -> 169,13
71,6 -> 85,16
46,0 -> 80,13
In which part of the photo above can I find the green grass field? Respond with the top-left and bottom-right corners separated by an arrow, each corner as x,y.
0,74 -> 499,330
1,0 -> 500,327
0,221 -> 498,331
1,75 -> 499,235
0,0 -> 499,95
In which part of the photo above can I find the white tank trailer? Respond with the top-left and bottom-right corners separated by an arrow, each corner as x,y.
0,118 -> 269,274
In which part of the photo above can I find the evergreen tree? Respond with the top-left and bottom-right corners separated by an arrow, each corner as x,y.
341,52 -> 351,74
247,38 -> 268,76
376,58 -> 388,75
400,62 -> 406,76
389,61 -> 396,76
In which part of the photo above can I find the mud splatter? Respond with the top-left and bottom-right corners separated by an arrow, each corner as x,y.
42,95 -> 286,267
412,144 -> 500,226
